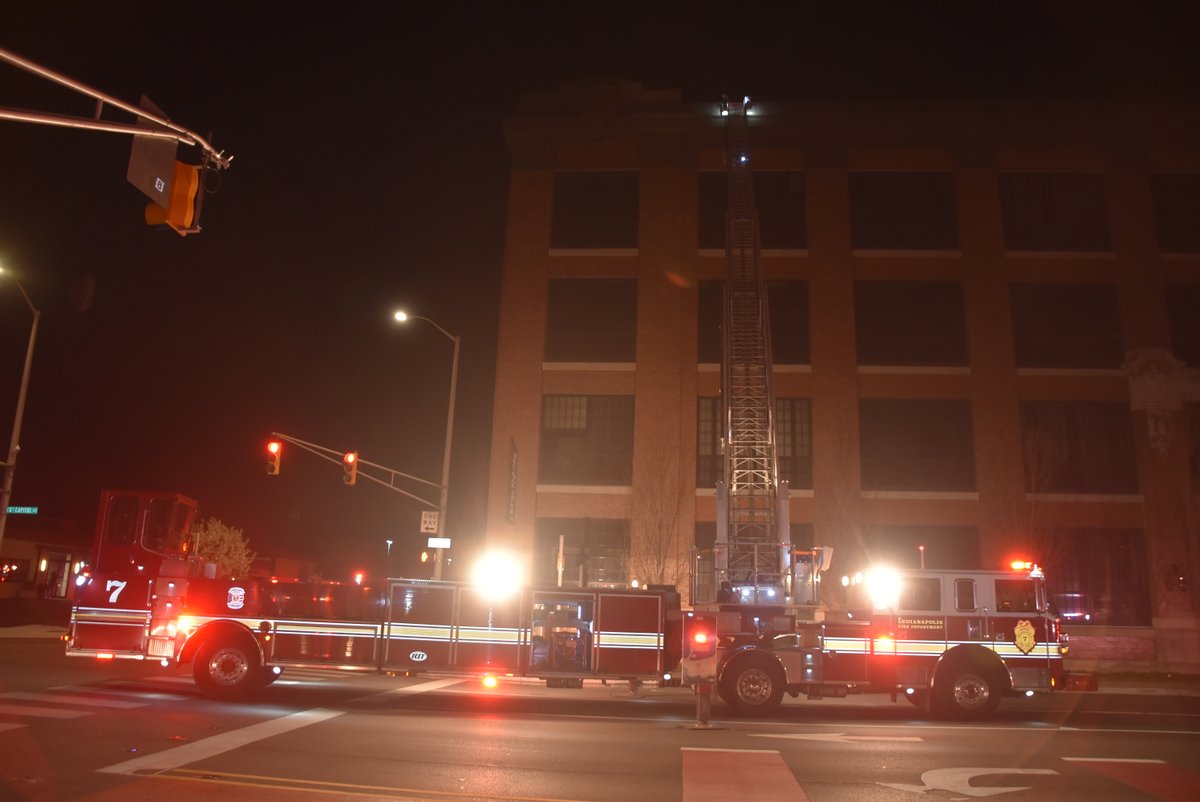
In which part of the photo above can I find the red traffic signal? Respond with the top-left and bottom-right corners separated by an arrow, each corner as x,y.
266,439 -> 282,475
343,451 -> 358,485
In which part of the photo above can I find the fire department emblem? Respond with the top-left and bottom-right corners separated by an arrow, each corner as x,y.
1013,619 -> 1036,655
226,586 -> 246,610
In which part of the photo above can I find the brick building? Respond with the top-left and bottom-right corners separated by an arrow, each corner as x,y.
484,79 -> 1200,669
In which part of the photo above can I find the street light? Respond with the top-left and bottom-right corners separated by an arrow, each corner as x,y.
393,310 -> 460,581
0,265 -> 41,558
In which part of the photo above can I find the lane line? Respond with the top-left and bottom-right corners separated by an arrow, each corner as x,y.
0,722 -> 25,733
682,748 -> 809,802
350,677 -> 463,703
2,691 -> 146,709
1062,757 -> 1166,763
0,704 -> 91,719
97,708 -> 344,775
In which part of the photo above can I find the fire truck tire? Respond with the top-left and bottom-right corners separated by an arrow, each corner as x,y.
193,639 -> 259,698
933,665 -> 1002,720
720,657 -> 785,716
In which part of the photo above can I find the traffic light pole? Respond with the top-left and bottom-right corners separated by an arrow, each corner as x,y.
0,47 -> 233,169
0,281 -> 39,559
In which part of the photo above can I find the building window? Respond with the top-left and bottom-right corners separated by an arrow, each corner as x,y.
697,171 -> 806,249
534,518 -> 629,587
551,172 -> 638,248
1167,284 -> 1200,367
1040,528 -> 1151,626
776,398 -> 813,489
1151,174 -> 1200,253
854,281 -> 967,367
539,395 -> 634,485
859,399 -> 976,492
1010,283 -> 1124,369
697,397 -> 722,489
697,397 -> 811,489
1020,401 -> 1138,494
849,172 -> 958,250
999,172 -> 1110,251
545,278 -> 637,362
864,525 -> 980,569
696,280 -> 810,365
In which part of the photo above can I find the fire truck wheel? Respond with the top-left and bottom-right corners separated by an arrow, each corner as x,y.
720,658 -> 785,716
934,666 -> 1001,719
194,640 -> 258,698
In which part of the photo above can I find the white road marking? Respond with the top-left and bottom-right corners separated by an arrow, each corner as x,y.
0,704 -> 91,719
1062,757 -> 1166,763
350,677 -> 463,703
0,722 -> 26,733
1,691 -> 146,709
750,732 -> 922,743
52,684 -> 190,701
881,767 -> 1059,797
97,708 -> 344,775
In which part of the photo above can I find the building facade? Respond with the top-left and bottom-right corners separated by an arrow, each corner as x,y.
485,79 -> 1200,669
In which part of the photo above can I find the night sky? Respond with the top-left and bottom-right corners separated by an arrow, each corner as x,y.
1,4 -> 1196,578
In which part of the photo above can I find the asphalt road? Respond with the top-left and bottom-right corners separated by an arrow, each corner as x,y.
2,640 -> 1199,802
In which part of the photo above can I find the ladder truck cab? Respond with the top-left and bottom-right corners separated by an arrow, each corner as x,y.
683,557 -> 1070,720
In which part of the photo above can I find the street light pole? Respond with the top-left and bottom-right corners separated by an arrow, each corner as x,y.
0,267 -> 41,558
394,311 -> 460,581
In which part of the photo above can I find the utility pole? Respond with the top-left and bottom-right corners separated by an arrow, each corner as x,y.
0,268 -> 40,557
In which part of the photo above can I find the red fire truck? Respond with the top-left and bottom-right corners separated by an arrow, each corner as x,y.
679,558 -> 1073,721
65,490 -> 1075,720
66,490 -> 685,698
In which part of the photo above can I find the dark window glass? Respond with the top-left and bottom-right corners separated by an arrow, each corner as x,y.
768,281 -> 810,364
1151,174 -> 1200,253
697,172 -> 806,249
855,281 -> 967,366
776,398 -> 813,489
859,399 -> 976,492
1000,173 -> 1110,251
697,280 -> 810,365
995,579 -> 1039,613
545,279 -> 637,362
955,578 -> 977,611
1167,284 -> 1200,367
534,518 -> 629,586
539,395 -> 635,485
1010,283 -> 1124,369
756,172 -> 807,248
1020,401 -> 1139,494
697,280 -> 723,363
103,496 -> 139,546
697,397 -> 722,489
864,524 -> 981,569
551,172 -> 638,248
1040,528 -> 1151,626
849,172 -> 958,249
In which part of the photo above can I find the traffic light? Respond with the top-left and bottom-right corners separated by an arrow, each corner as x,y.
266,439 -> 282,475
343,451 -> 358,485
144,160 -> 201,235
685,613 -> 718,660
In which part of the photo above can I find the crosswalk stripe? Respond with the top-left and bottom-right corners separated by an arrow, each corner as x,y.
1,691 -> 147,709
0,704 -> 91,719
682,748 -> 809,802
52,684 -> 191,701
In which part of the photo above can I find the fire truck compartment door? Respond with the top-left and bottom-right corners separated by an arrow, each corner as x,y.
68,573 -> 153,655
383,582 -> 458,671
594,592 -> 663,676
